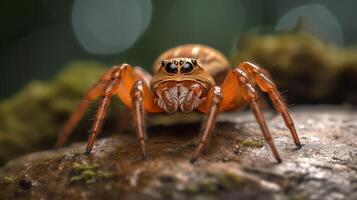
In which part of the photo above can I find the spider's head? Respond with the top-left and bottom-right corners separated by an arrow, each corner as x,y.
151,57 -> 215,93
159,58 -> 198,75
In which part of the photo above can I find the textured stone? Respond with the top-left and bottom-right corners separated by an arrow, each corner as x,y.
0,106 -> 356,200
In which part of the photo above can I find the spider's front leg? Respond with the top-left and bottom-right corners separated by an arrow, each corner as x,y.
56,64 -> 163,158
130,80 -> 148,157
85,76 -> 117,153
190,86 -> 223,163
193,67 -> 285,163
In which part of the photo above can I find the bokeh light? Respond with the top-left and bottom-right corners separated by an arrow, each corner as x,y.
72,0 -> 152,55
276,4 -> 344,46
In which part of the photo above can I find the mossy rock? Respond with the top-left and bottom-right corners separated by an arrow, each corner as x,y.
69,162 -> 112,184
235,31 -> 357,104
0,62 -> 120,165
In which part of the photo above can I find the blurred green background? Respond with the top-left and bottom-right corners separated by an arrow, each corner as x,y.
1,0 -> 357,100
1,0 -> 357,165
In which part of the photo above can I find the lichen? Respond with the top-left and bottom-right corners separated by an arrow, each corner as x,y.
69,162 -> 111,184
241,139 -> 264,148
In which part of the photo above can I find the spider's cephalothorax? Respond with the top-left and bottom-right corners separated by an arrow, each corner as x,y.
151,58 -> 214,113
55,44 -> 302,163
150,44 -> 229,114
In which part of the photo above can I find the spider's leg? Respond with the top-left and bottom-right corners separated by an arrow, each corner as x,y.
117,67 -> 152,132
239,62 -> 301,147
85,65 -> 123,153
195,68 -> 282,163
55,68 -> 116,148
134,66 -> 152,87
86,64 -> 163,154
235,69 -> 281,162
56,63 -> 163,156
190,86 -> 223,163
130,80 -> 148,158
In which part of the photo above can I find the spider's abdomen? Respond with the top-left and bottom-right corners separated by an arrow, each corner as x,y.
153,44 -> 230,84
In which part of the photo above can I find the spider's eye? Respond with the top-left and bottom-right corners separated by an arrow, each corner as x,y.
164,62 -> 178,74
180,62 -> 194,74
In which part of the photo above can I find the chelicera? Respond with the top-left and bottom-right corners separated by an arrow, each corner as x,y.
55,44 -> 301,163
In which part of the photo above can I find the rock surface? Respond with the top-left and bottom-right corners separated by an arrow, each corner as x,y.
0,106 -> 356,200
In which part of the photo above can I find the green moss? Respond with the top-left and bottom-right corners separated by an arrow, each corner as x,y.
72,163 -> 96,171
0,176 -> 14,185
69,162 -> 111,184
241,139 -> 264,148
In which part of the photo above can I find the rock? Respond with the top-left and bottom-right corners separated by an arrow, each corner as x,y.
0,106 -> 356,200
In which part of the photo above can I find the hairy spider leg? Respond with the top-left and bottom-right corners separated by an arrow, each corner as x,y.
55,64 -> 163,158
130,80 -> 148,158
117,66 -> 152,132
239,62 -> 301,147
233,68 -> 281,162
55,68 -> 115,148
194,68 -> 282,163
190,86 -> 223,163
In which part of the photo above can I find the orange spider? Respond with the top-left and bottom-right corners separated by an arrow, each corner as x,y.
55,44 -> 301,163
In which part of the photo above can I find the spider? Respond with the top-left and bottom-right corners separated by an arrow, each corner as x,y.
55,44 -> 301,163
